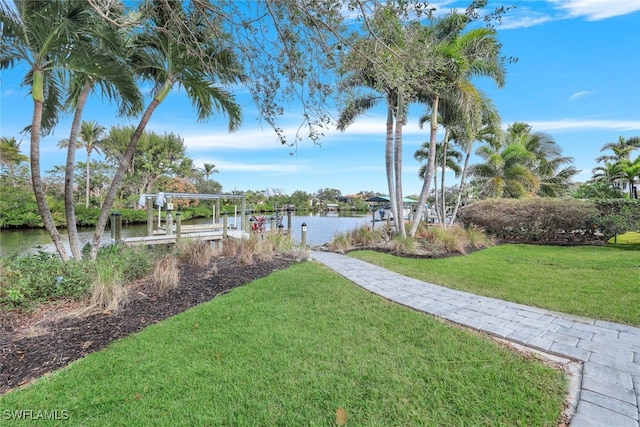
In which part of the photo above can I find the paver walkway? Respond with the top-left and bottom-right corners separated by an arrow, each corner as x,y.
311,250 -> 640,427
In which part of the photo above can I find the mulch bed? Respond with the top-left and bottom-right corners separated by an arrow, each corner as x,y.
0,255 -> 295,395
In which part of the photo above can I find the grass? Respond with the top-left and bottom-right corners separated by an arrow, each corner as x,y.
608,231 -> 640,245
350,244 -> 640,326
0,262 -> 567,426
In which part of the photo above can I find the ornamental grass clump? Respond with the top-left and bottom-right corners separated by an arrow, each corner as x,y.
152,254 -> 180,295
180,239 -> 215,268
89,264 -> 127,312
329,232 -> 351,252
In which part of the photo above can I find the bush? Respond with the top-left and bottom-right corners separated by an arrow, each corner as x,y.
457,198 -> 602,244
0,244 -> 156,310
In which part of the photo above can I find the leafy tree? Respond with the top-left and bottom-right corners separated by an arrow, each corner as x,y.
288,190 -> 312,210
0,137 -> 29,187
102,126 -> 192,197
314,188 -> 342,205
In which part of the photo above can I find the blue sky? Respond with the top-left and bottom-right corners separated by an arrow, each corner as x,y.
1,0 -> 639,197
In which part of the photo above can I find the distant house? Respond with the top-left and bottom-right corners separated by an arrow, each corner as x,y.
263,188 -> 287,197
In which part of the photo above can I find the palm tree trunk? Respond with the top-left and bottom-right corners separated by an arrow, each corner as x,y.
31,99 -> 69,261
385,104 -> 396,228
64,81 -> 91,260
440,128 -> 449,229
88,99 -> 161,260
409,96 -> 439,237
450,140 -> 473,225
394,92 -> 406,237
85,150 -> 91,209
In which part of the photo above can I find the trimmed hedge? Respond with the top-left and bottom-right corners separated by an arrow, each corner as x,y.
457,198 -> 640,245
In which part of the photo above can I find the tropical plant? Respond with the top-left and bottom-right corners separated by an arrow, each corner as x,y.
58,121 -> 107,208
87,0 -> 244,260
0,0 -> 110,260
409,11 -> 506,236
414,139 -> 462,223
613,157 -> 640,199
200,162 -> 219,181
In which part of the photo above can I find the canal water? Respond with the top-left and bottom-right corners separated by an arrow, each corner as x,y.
0,213 -> 372,258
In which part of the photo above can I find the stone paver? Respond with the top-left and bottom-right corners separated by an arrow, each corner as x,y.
311,250 -> 640,427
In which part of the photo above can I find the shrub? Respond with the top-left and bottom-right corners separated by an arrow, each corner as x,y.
457,198 -> 602,244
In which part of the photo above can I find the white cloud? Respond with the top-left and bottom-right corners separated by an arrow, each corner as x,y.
569,90 -> 593,101
547,0 -> 640,20
499,14 -> 554,30
201,159 -> 306,174
527,119 -> 640,132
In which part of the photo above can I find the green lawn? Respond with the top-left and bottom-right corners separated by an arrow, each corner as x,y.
0,262 -> 566,426
350,244 -> 640,326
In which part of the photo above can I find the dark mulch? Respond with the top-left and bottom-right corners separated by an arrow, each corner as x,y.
0,255 -> 295,395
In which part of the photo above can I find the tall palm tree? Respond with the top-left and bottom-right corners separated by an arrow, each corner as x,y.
200,162 -> 219,180
409,12 -> 506,236
0,0 -> 110,261
449,95 -> 502,225
59,5 -> 142,260
88,0 -> 244,259
58,121 -> 107,208
337,4 -> 412,235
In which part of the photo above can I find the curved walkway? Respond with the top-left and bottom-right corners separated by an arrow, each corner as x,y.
311,250 -> 640,427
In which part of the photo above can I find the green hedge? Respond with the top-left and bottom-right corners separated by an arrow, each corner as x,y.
457,198 -> 640,244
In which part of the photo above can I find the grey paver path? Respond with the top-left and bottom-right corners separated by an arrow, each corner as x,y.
311,250 -> 640,427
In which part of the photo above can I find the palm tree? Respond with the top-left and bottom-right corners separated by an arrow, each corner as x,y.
88,0 -> 244,259
596,136 -> 640,164
471,141 -> 540,198
409,14 -> 506,236
613,157 -> 640,199
449,96 -> 502,225
507,123 -> 579,197
0,0 -> 109,261
200,162 -> 219,180
414,139 -> 462,223
58,121 -> 107,208
336,5 -> 412,235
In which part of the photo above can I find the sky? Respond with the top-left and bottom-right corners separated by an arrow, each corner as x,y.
1,0 -> 640,197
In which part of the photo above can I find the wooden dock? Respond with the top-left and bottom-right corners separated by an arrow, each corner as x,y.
122,229 -> 246,247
